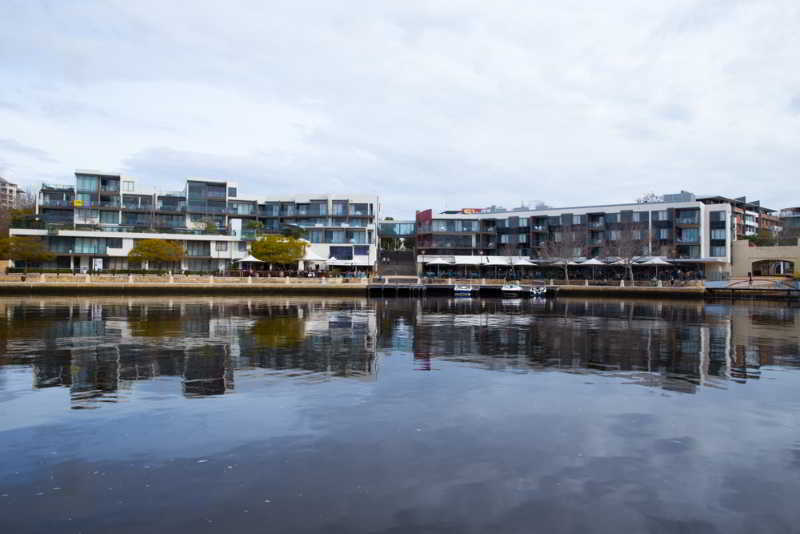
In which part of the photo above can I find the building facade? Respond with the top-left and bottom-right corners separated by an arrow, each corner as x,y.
697,195 -> 781,238
415,194 -> 733,273
10,170 -> 379,271
0,176 -> 22,210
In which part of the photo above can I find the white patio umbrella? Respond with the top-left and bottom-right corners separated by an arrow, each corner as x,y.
233,254 -> 264,264
643,257 -> 672,278
581,257 -> 605,280
425,258 -> 451,276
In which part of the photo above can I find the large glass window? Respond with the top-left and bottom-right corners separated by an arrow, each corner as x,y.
100,211 -> 118,224
187,241 -> 211,257
76,175 -> 98,192
329,246 -> 353,260
354,246 -> 370,256
711,246 -> 726,257
74,238 -> 105,254
679,228 -> 699,242
711,229 -> 726,240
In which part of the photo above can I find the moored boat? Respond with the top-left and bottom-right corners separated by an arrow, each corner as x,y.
501,282 -> 523,297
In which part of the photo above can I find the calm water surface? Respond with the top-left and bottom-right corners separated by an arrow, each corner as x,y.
1,296 -> 799,533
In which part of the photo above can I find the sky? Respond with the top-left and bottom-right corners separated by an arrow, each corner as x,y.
1,0 -> 799,218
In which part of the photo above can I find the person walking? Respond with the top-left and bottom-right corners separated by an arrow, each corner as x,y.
748,271 -> 753,286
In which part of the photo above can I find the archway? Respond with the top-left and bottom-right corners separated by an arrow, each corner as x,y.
751,259 -> 795,276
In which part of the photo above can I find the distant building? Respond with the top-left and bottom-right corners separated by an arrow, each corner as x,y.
415,193 -> 735,276
0,176 -> 23,209
779,207 -> 800,238
10,170 -> 379,272
697,195 -> 781,238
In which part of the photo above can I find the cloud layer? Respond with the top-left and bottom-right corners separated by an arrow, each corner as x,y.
1,0 -> 799,216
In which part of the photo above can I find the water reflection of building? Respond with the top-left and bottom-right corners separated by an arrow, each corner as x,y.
0,298 -> 377,408
377,298 -> 800,394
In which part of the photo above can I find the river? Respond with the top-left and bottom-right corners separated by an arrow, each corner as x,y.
1,296 -> 798,533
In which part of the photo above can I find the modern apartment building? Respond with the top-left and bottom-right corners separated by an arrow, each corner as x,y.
10,170 -> 379,272
697,195 -> 781,238
0,176 -> 22,209
780,207 -> 800,238
415,192 -> 733,273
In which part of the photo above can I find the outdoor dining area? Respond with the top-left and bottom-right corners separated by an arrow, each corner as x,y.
419,255 -> 707,282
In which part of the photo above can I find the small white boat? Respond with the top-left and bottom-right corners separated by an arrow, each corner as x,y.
530,286 -> 547,297
501,282 -> 523,297
454,284 -> 476,297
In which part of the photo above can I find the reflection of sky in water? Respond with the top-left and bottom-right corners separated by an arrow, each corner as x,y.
0,297 -> 799,533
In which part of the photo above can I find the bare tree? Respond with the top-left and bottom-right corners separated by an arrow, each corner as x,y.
541,230 -> 586,281
604,222 -> 648,281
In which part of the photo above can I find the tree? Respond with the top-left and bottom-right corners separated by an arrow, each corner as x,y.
128,239 -> 184,269
251,234 -> 307,266
603,223 -> 649,281
0,236 -> 55,272
280,224 -> 307,240
540,230 -> 586,281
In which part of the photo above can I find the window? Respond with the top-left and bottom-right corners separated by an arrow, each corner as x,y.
216,242 -> 228,252
606,213 -> 619,224
500,234 -> 511,244
679,228 -> 699,242
100,211 -> 118,224
238,242 -> 248,252
710,211 -> 727,222
76,175 -> 98,192
658,228 -> 670,240
519,234 -> 528,243
330,246 -> 353,260
122,181 -> 135,192
711,246 -> 726,257
553,232 -> 562,242
654,210 -> 669,221
632,230 -> 643,240
187,241 -> 211,257
228,187 -> 237,197
354,246 -> 370,256
608,230 -> 620,240
519,217 -> 529,227
711,229 -> 726,240
632,212 -> 641,222
106,238 -> 122,248
572,215 -> 581,225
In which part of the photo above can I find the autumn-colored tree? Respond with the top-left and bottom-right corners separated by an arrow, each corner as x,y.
251,234 -> 307,266
128,239 -> 184,269
0,236 -> 56,272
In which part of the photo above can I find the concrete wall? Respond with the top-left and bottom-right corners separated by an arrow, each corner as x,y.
731,240 -> 800,277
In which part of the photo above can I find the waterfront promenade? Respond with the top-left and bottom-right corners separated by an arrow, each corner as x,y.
0,273 -> 796,299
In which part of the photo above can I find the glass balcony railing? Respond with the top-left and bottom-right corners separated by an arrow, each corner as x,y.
41,199 -> 74,208
677,217 -> 699,225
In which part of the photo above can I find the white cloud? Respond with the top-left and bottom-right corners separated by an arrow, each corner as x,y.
0,0 -> 798,215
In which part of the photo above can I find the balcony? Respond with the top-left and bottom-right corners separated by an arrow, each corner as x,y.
98,201 -> 120,209
100,185 -> 120,193
41,199 -> 74,208
589,221 -> 605,229
676,217 -> 699,225
157,203 -> 186,212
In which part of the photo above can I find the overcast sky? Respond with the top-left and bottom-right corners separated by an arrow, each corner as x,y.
1,1 -> 798,217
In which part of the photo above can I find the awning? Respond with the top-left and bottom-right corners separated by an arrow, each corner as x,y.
454,256 -> 484,265
580,258 -> 605,266
484,256 -> 510,266
425,258 -> 452,265
303,249 -> 326,261
233,254 -> 264,263
511,258 -> 536,266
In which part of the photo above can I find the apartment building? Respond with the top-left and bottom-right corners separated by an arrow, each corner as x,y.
0,176 -> 22,210
10,170 -> 379,272
415,192 -> 733,273
697,195 -> 780,238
